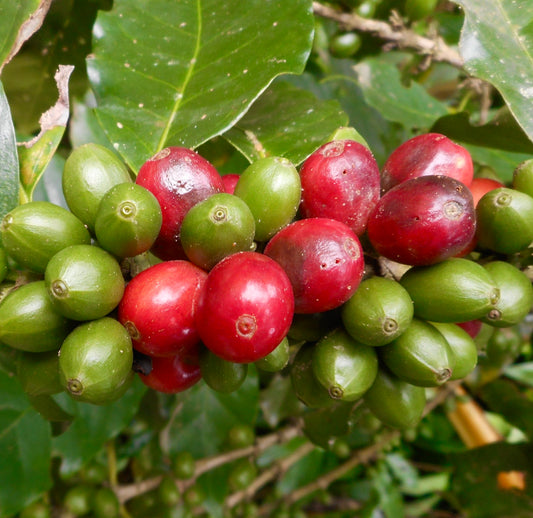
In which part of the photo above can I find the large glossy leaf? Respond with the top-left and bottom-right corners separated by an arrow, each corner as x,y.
165,369 -> 259,458
0,81 -> 19,226
449,442 -> 533,518
224,81 -> 347,165
0,0 -> 51,74
353,57 -> 448,131
0,370 -> 52,518
455,0 -> 533,144
88,0 -> 315,172
52,379 -> 146,476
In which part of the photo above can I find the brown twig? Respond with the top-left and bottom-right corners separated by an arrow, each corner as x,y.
312,2 -> 464,69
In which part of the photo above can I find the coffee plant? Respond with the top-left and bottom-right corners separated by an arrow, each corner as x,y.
1,1 -> 533,517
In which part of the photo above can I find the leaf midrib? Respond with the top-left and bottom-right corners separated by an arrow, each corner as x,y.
156,0 -> 202,152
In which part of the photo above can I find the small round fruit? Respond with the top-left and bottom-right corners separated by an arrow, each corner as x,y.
481,326 -> 523,368
290,343 -> 334,408
221,173 -> 240,194
63,485 -> 94,516
367,175 -> 476,266
183,484 -> 206,508
299,140 -> 380,236
0,201 -> 91,273
158,476 -> 180,507
476,187 -> 533,254
45,245 -> 125,321
329,32 -> 362,58
200,348 -> 248,393
312,328 -> 378,401
226,424 -> 255,449
139,349 -> 202,393
512,158 -> 533,197
264,218 -> 364,314
63,143 -> 132,232
136,146 -> 224,260
0,280 -> 72,352
195,252 -> 294,363
363,366 -> 426,429
228,459 -> 258,491
19,500 -> 50,518
234,156 -> 300,241
93,487 -> 120,518
255,336 -> 290,372
173,451 -> 196,479
429,322 -> 478,380
469,177 -> 505,207
400,258 -> 500,323
482,261 -> 533,328
94,183 -> 162,258
341,276 -> 413,347
379,318 -> 454,387
81,461 -> 108,485
118,260 -> 207,357
17,350 -> 63,396
404,0 -> 438,20
381,133 -> 473,192
180,192 -> 255,270
59,317 -> 133,405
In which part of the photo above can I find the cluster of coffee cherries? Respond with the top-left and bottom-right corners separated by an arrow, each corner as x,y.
1,131 -> 532,429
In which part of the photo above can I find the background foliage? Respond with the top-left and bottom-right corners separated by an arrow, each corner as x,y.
1,0 -> 533,517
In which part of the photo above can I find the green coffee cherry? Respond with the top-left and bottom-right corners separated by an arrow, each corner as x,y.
17,350 -> 63,396
364,366 -> 426,430
81,461 -> 108,485
482,261 -> 533,328
512,158 -> 533,197
158,475 -> 180,507
234,156 -> 301,241
341,276 -> 413,347
429,322 -> 478,380
327,126 -> 369,149
183,484 -> 206,508
312,328 -> 378,401
19,500 -> 50,518
200,348 -> 248,393
63,485 -> 95,516
481,326 -> 523,369
93,487 -> 120,518
476,188 -> 533,254
226,423 -> 255,449
400,258 -> 500,323
0,281 -> 72,352
290,343 -> 335,408
0,201 -> 91,273
172,451 -> 196,480
255,337 -> 290,372
180,192 -> 255,270
404,0 -> 438,20
59,317 -> 133,405
228,459 -> 258,491
45,244 -> 125,321
329,32 -> 362,58
63,143 -> 132,232
95,183 -> 162,258
379,318 -> 454,387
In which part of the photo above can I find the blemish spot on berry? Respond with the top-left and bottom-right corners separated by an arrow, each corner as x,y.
236,314 -> 257,338
152,148 -> 171,161
320,141 -> 345,158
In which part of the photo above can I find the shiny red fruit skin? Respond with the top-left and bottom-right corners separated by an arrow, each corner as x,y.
139,348 -> 201,393
456,320 -> 483,338
221,174 -> 240,194
468,177 -> 505,207
367,175 -> 476,266
195,252 -> 294,363
118,261 -> 207,357
136,147 -> 224,260
264,218 -> 365,314
299,139 -> 380,236
381,133 -> 474,192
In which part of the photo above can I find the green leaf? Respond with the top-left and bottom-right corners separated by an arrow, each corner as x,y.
52,378 -> 146,476
224,80 -> 348,165
259,373 -> 303,429
505,362 -> 533,387
0,0 -> 50,74
478,378 -> 533,439
18,65 -> 73,203
449,442 -> 533,518
455,0 -> 533,144
353,57 -> 448,130
432,109 -> 533,154
165,369 -> 259,458
88,0 -> 315,172
0,370 -> 52,518
0,80 -> 19,225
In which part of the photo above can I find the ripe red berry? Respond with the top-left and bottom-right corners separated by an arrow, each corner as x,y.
264,218 -> 365,314
367,175 -> 476,266
299,139 -> 380,236
221,174 -> 240,194
195,252 -> 294,363
118,261 -> 207,357
468,177 -> 505,207
381,133 -> 474,192
136,147 -> 224,260
139,348 -> 201,393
